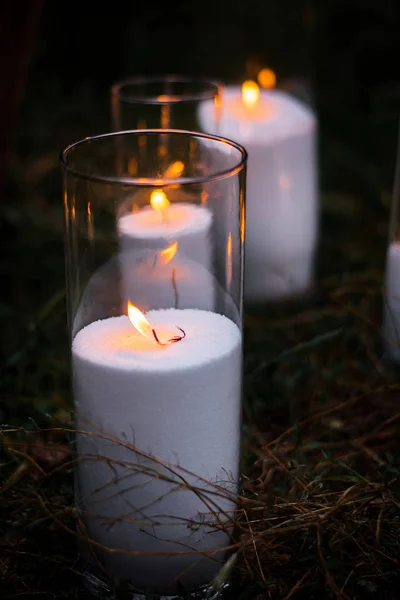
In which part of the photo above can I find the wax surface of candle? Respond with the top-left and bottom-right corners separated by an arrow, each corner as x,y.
119,203 -> 212,240
198,86 -> 318,302
119,248 -> 215,312
118,202 -> 213,302
202,87 -> 315,143
73,309 -> 241,592
73,309 -> 239,369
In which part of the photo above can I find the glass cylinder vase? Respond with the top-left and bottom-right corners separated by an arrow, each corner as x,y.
111,76 -> 221,134
383,132 -> 400,362
61,130 -> 247,598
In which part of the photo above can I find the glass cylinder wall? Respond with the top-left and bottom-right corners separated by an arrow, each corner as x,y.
383,136 -> 400,362
61,130 -> 247,597
111,76 -> 221,134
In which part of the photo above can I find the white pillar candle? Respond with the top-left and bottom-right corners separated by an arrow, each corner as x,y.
118,193 -> 215,312
383,241 -> 400,361
119,246 -> 215,312
73,308 -> 241,593
199,84 -> 318,303
118,197 -> 213,269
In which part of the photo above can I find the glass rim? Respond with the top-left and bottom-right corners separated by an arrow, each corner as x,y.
111,75 -> 221,104
60,129 -> 247,186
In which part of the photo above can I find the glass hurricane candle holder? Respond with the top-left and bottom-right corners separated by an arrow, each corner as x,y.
383,133 -> 400,362
61,129 -> 247,598
111,76 -> 221,135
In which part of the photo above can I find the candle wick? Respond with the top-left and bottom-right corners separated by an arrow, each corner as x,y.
152,326 -> 186,346
152,328 -> 163,345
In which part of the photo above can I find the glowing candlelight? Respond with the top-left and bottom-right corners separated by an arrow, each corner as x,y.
257,68 -> 276,89
198,78 -> 318,303
150,189 -> 170,222
127,301 -> 185,345
127,301 -> 154,339
164,160 -> 184,179
159,240 -> 178,265
241,80 -> 260,108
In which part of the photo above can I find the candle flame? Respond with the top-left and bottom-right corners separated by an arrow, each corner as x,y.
150,190 -> 170,213
164,161 -> 184,179
159,241 -> 178,265
127,301 -> 186,346
257,68 -> 276,89
127,302 -> 154,340
242,80 -> 260,107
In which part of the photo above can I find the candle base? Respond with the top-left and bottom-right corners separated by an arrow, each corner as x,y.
81,566 -> 229,599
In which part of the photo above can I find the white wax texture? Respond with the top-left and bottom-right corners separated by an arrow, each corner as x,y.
73,309 -> 242,592
199,87 -> 318,302
118,203 -> 212,268
383,242 -> 400,361
119,248 -> 215,312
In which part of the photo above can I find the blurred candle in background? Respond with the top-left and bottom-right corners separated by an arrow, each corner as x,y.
383,131 -> 400,362
199,75 -> 318,304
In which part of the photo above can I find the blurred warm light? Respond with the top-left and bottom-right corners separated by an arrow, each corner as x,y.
128,157 -> 138,175
138,121 -> 147,149
87,202 -> 94,240
150,190 -> 170,213
257,68 -> 276,89
240,190 -> 245,243
164,161 -> 184,178
279,173 -> 291,191
226,233 -> 232,288
242,80 -> 260,107
201,190 -> 209,206
158,145 -> 168,158
159,241 -> 178,265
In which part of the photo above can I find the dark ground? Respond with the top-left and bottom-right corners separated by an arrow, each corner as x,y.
1,1 -> 400,598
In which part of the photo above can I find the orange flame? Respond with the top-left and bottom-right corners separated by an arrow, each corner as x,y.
127,302 -> 154,339
257,68 -> 276,89
127,301 -> 186,346
150,190 -> 170,214
159,241 -> 178,265
164,160 -> 184,179
242,80 -> 260,107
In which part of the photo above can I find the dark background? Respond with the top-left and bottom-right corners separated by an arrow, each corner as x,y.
2,0 -> 400,407
2,0 -> 400,428
2,3 -> 400,598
